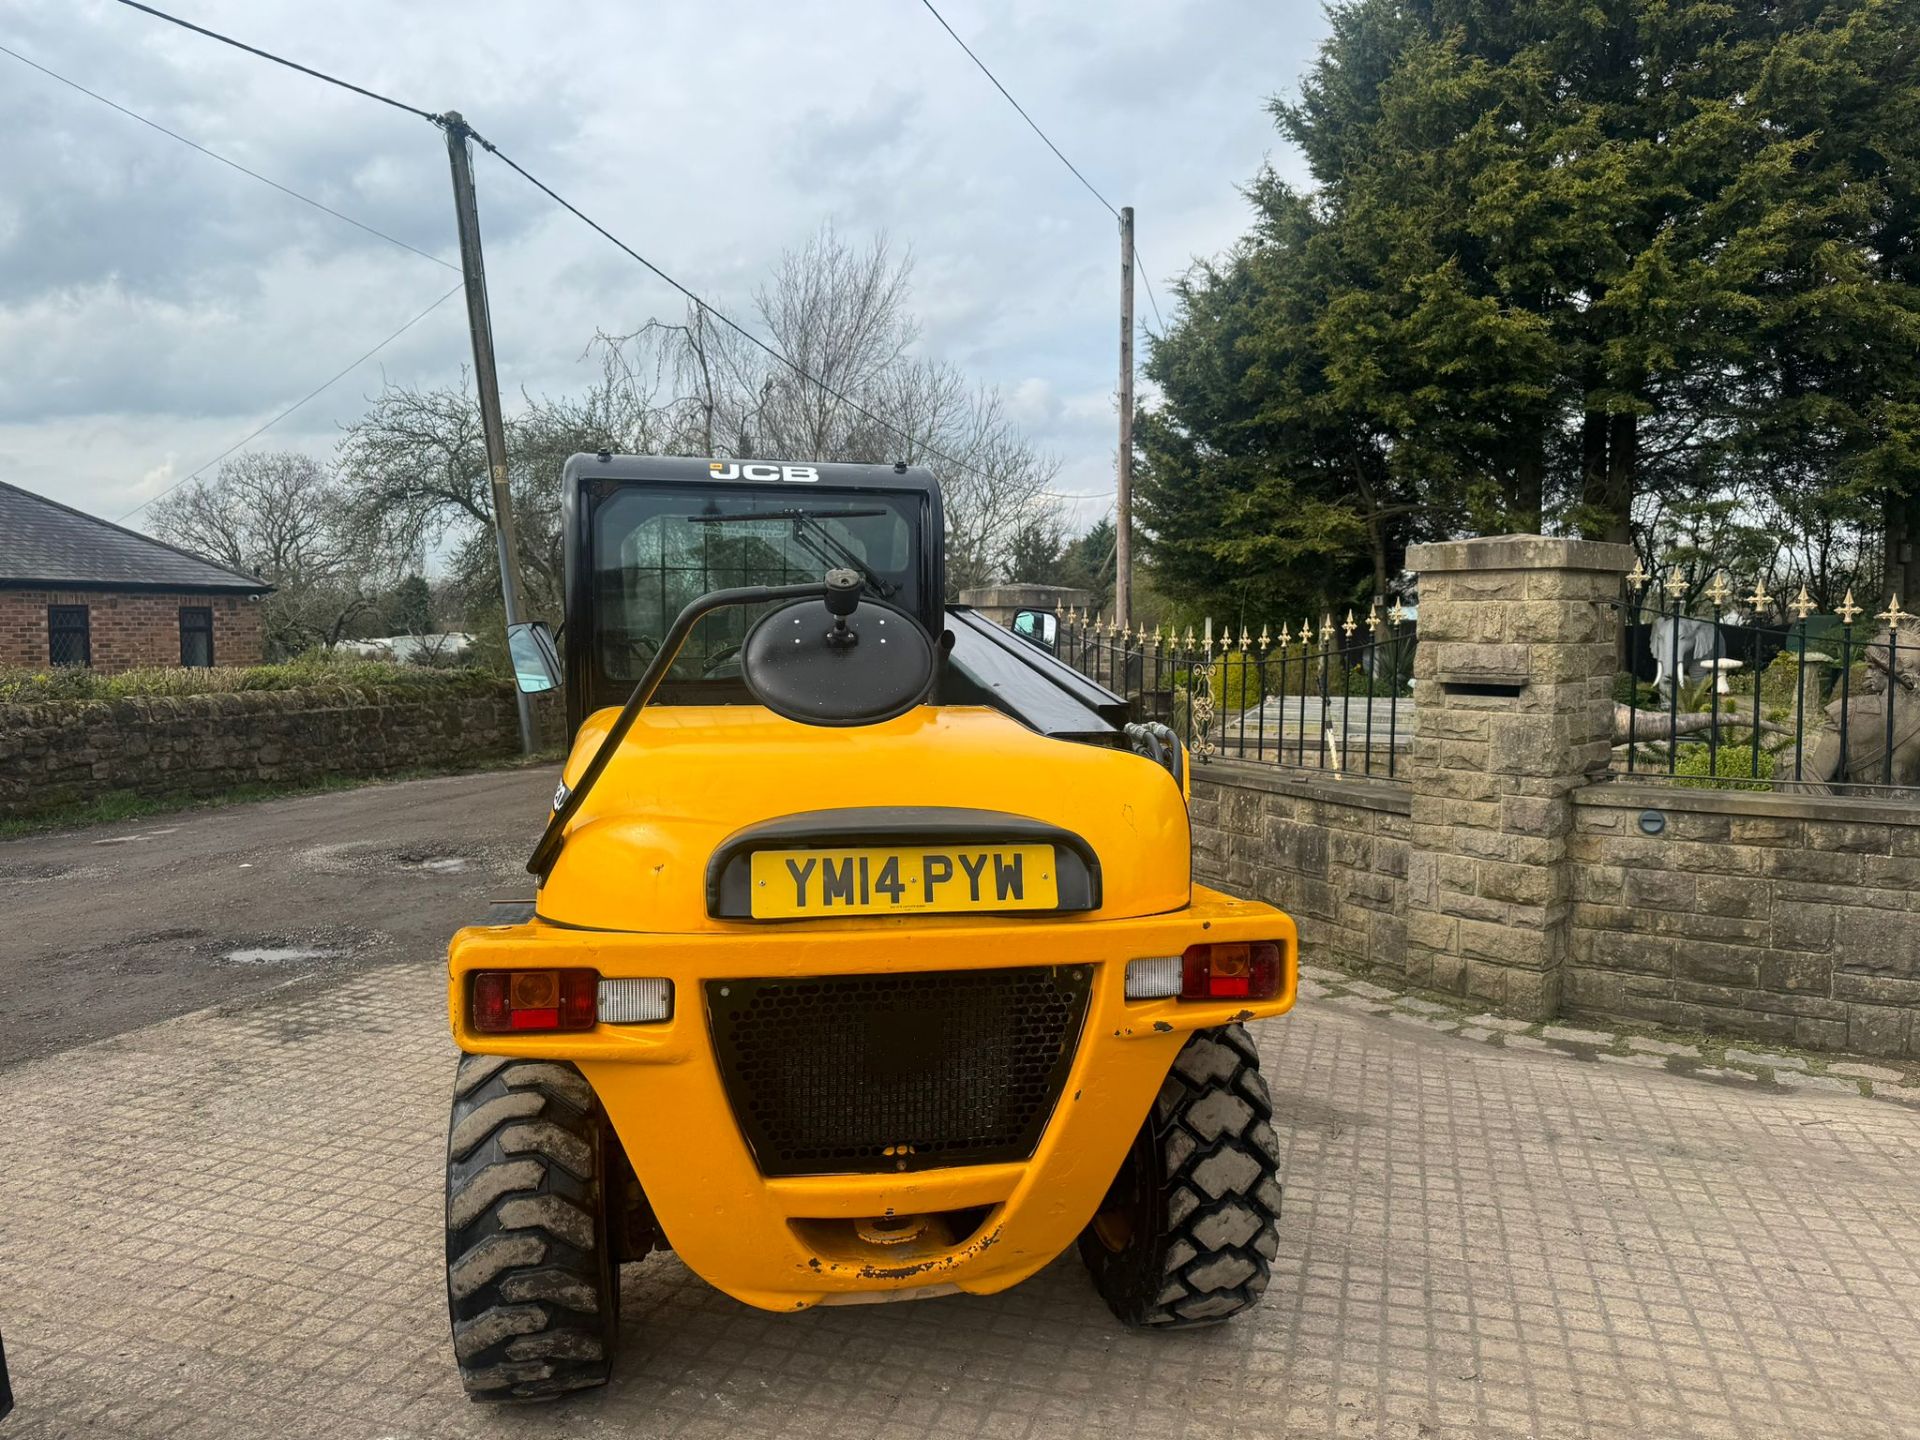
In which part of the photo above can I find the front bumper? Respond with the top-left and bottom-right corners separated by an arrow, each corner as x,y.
447,884 -> 1296,1311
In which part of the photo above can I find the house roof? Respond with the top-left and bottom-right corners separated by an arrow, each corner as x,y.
0,481 -> 271,594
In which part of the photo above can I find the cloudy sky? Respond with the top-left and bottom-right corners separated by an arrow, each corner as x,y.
0,0 -> 1328,543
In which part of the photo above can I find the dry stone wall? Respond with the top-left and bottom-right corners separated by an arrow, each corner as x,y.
0,686 -> 531,819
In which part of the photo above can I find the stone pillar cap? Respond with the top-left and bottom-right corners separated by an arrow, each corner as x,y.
1406,535 -> 1635,574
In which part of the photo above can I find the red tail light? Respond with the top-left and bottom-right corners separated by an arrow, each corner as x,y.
1181,942 -> 1283,1001
471,969 -> 598,1033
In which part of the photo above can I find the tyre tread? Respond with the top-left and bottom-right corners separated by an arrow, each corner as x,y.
445,1053 -> 617,1402
1078,1024 -> 1283,1330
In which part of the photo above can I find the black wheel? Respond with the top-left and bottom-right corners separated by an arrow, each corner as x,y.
445,1055 -> 619,1402
1077,1024 -> 1283,1327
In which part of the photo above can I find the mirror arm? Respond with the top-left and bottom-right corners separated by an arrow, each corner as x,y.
527,580 -> 827,881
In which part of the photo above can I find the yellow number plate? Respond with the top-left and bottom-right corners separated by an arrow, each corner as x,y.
748,844 -> 1059,918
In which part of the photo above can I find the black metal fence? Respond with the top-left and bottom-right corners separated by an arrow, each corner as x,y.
1617,570 -> 1918,794
1057,608 -> 1417,778
1052,572 -> 1918,796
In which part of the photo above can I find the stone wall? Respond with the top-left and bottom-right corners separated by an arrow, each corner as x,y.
0,685 -> 529,819
0,589 -> 265,671
1567,785 -> 1920,1058
1192,763 -> 1409,979
955,583 -> 1094,629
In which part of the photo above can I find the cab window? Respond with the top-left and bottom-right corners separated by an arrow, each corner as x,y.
589,484 -> 921,702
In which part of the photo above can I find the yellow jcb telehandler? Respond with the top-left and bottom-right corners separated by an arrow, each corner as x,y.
444,454 -> 1298,1400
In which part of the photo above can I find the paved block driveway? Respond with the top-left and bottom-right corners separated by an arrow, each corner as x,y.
1,772 -> 1916,1439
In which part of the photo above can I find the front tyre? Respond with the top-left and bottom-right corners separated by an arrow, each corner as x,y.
1077,1024 -> 1283,1327
445,1055 -> 619,1402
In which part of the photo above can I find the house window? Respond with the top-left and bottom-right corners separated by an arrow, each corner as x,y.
180,606 -> 215,667
48,605 -> 90,666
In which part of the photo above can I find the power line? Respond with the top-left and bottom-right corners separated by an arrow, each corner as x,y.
117,282 -> 463,522
0,43 -> 454,273
916,0 -> 1117,219
102,2 -> 1093,489
467,128 -> 1028,490
111,0 -> 439,122
913,0 -> 1166,332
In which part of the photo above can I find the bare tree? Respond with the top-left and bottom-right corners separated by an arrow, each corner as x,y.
339,357 -> 691,620
598,224 -> 1064,594
340,224 -> 1066,613
147,451 -> 383,655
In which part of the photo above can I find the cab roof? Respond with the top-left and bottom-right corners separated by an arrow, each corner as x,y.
563,453 -> 941,494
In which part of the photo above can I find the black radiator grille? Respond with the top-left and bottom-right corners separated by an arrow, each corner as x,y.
706,966 -> 1092,1177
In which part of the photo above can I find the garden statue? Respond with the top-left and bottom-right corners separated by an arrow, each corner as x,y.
1800,626 -> 1920,791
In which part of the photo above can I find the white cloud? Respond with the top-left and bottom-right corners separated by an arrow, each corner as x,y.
0,0 -> 1329,531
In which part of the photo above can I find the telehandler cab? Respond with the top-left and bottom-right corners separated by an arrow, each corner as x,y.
444,454 -> 1298,1400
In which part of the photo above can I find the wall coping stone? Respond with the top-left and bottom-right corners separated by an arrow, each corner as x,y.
1406,534 -> 1635,574
955,583 -> 1093,610
1575,779 -> 1920,829
1195,759 -> 1412,815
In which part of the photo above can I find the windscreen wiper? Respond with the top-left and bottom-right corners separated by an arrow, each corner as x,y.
687,508 -> 897,597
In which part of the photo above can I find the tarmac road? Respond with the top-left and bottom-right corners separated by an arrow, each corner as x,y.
0,767 -> 559,1069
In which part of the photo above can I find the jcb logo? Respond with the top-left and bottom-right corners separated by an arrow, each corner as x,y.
708,462 -> 819,483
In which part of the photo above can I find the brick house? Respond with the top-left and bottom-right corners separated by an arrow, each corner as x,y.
0,481 -> 270,671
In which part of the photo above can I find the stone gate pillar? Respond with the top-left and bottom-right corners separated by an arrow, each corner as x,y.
1402,536 -> 1633,1019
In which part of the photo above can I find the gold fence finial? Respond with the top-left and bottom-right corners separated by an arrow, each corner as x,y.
1664,568 -> 1689,600
1319,614 -> 1334,644
1746,578 -> 1772,614
1626,560 -> 1649,591
1341,608 -> 1358,639
1705,572 -> 1732,609
1279,623 -> 1292,647
1877,594 -> 1914,631
1367,601 -> 1384,635
1258,624 -> 1271,650
1791,585 -> 1816,621
1838,589 -> 1863,625
1183,624 -> 1196,648
1389,598 -> 1408,625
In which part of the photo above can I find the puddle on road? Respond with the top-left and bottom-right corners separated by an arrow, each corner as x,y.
299,840 -> 508,877
223,947 -> 342,965
89,827 -> 180,847
202,923 -> 372,970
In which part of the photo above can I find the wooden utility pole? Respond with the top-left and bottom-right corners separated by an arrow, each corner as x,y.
443,111 -> 534,755
1115,205 -> 1135,632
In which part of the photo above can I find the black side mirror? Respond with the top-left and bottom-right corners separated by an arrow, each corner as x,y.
1012,608 -> 1059,654
506,621 -> 562,694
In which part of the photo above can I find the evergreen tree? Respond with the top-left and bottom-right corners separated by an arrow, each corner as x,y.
385,574 -> 435,635
1141,0 -> 1920,617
